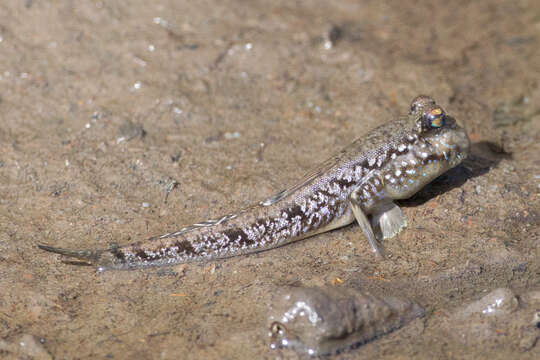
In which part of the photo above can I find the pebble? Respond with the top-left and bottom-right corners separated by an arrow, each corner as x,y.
0,334 -> 52,360
457,288 -> 519,318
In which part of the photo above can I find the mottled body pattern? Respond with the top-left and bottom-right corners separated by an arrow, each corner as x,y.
38,96 -> 470,270
267,286 -> 425,356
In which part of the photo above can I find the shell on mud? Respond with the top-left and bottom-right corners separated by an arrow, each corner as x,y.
266,286 -> 424,356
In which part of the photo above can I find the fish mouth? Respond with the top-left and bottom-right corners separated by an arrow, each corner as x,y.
451,126 -> 471,165
437,124 -> 470,168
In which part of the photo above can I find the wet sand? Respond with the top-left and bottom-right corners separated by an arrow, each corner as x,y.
0,0 -> 539,359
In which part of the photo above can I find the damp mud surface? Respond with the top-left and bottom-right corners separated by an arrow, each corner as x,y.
1,1 -> 539,359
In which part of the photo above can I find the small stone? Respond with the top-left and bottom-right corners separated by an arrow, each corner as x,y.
458,288 -> 519,318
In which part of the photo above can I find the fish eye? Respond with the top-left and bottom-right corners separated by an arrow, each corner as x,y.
270,321 -> 286,335
425,107 -> 445,129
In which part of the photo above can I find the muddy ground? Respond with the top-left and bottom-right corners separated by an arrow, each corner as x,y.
0,0 -> 539,359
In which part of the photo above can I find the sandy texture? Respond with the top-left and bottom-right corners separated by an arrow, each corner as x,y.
0,0 -> 539,359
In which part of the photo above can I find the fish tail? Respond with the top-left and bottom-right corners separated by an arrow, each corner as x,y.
37,244 -> 106,264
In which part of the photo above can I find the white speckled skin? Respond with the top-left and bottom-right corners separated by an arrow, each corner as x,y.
38,96 -> 470,270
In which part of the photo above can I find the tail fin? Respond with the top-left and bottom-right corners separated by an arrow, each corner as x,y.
37,244 -> 105,264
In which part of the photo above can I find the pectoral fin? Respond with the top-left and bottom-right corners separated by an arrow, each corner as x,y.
349,192 -> 384,257
371,202 -> 407,240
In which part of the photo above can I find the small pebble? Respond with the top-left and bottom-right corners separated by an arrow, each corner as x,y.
457,288 -> 519,318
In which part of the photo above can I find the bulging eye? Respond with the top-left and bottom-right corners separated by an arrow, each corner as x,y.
425,107 -> 445,128
270,321 -> 286,335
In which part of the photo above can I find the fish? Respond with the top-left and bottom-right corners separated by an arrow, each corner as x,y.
38,95 -> 470,270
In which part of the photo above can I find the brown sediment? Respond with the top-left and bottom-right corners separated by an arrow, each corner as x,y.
2,0 -> 538,359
